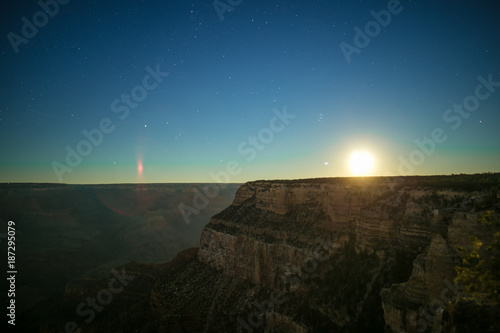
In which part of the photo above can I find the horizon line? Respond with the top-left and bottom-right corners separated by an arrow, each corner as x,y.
1,172 -> 498,186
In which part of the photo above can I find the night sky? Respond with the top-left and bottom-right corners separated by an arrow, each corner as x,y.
1,0 -> 499,184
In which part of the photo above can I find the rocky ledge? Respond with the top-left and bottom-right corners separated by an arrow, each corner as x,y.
43,174 -> 500,332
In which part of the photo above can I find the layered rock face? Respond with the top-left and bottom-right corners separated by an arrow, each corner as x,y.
41,174 -> 500,332
197,176 -> 499,332
199,180 -> 376,289
199,179 -> 444,287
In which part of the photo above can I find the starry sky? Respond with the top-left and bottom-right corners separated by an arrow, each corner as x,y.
1,0 -> 499,184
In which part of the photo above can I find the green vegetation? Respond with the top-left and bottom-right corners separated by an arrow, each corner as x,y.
455,211 -> 500,305
406,173 -> 500,192
258,172 -> 500,188
413,190 -> 464,208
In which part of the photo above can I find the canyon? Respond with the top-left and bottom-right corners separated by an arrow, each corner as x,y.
0,183 -> 240,332
7,174 -> 500,332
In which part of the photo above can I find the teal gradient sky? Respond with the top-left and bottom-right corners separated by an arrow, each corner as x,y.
1,0 -> 499,183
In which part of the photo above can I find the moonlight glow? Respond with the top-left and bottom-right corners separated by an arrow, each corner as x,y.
1,1 -> 498,184
349,151 -> 374,176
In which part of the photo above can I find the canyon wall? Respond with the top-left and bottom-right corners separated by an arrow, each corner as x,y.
41,175 -> 500,332
197,176 -> 499,332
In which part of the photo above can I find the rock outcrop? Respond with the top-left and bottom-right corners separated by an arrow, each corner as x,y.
41,174 -> 500,332
197,175 -> 499,332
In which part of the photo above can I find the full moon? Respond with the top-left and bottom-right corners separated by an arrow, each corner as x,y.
349,151 -> 374,176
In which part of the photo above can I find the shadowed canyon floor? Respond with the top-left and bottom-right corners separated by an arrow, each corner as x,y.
0,183 -> 240,332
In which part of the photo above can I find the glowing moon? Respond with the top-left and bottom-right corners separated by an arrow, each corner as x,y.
349,151 -> 374,176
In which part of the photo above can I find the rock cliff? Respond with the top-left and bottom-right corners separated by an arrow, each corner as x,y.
197,175 -> 500,332
41,174 -> 500,332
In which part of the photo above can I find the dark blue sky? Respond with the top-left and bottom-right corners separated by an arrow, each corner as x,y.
1,0 -> 499,183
